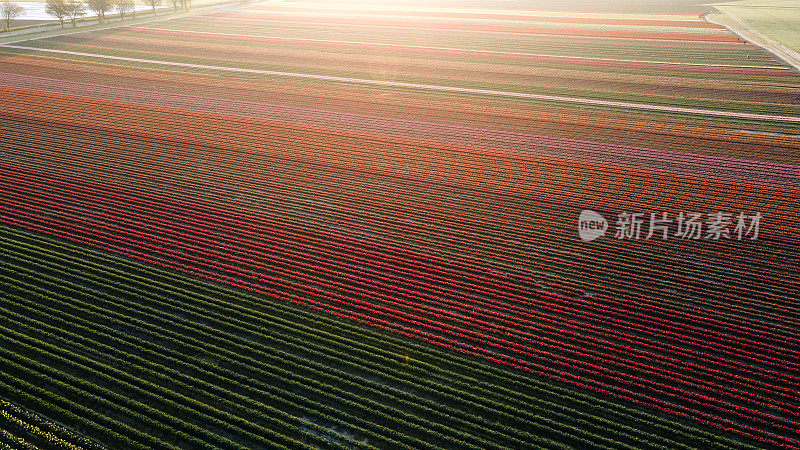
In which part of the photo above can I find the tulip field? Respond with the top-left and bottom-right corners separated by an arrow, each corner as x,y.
0,2 -> 799,448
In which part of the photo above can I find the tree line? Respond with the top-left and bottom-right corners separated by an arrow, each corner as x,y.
1,0 -> 191,32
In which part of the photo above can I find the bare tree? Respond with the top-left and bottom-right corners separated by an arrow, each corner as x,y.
168,0 -> 179,12
45,0 -> 68,27
144,0 -> 160,15
1,0 -> 24,31
65,0 -> 85,26
86,0 -> 111,22
115,0 -> 133,20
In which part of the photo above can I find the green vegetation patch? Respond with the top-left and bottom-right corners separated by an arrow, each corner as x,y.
711,0 -> 800,52
0,224 -> 755,449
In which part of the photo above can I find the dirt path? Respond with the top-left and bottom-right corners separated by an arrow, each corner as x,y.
705,10 -> 800,73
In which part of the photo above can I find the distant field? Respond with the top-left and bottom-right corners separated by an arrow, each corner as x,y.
711,0 -> 800,52
8,20 -> 53,27
298,0 -> 728,13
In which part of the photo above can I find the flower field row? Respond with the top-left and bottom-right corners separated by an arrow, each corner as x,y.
1,88 -> 798,445
0,224 -> 758,448
0,2 -> 798,448
0,399 -> 102,449
2,71 -> 799,190
5,25 -> 800,117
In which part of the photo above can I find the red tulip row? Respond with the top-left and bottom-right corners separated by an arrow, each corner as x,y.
3,99 -> 798,358
3,127 -> 797,357
3,165 -> 798,381
3,88 -> 797,320
1,158 -> 798,447
2,11 -> 799,446
1,201 -> 795,448
202,12 -> 742,42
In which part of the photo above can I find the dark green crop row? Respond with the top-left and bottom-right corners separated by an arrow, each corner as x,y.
0,224 -> 755,449
0,398 -> 104,449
